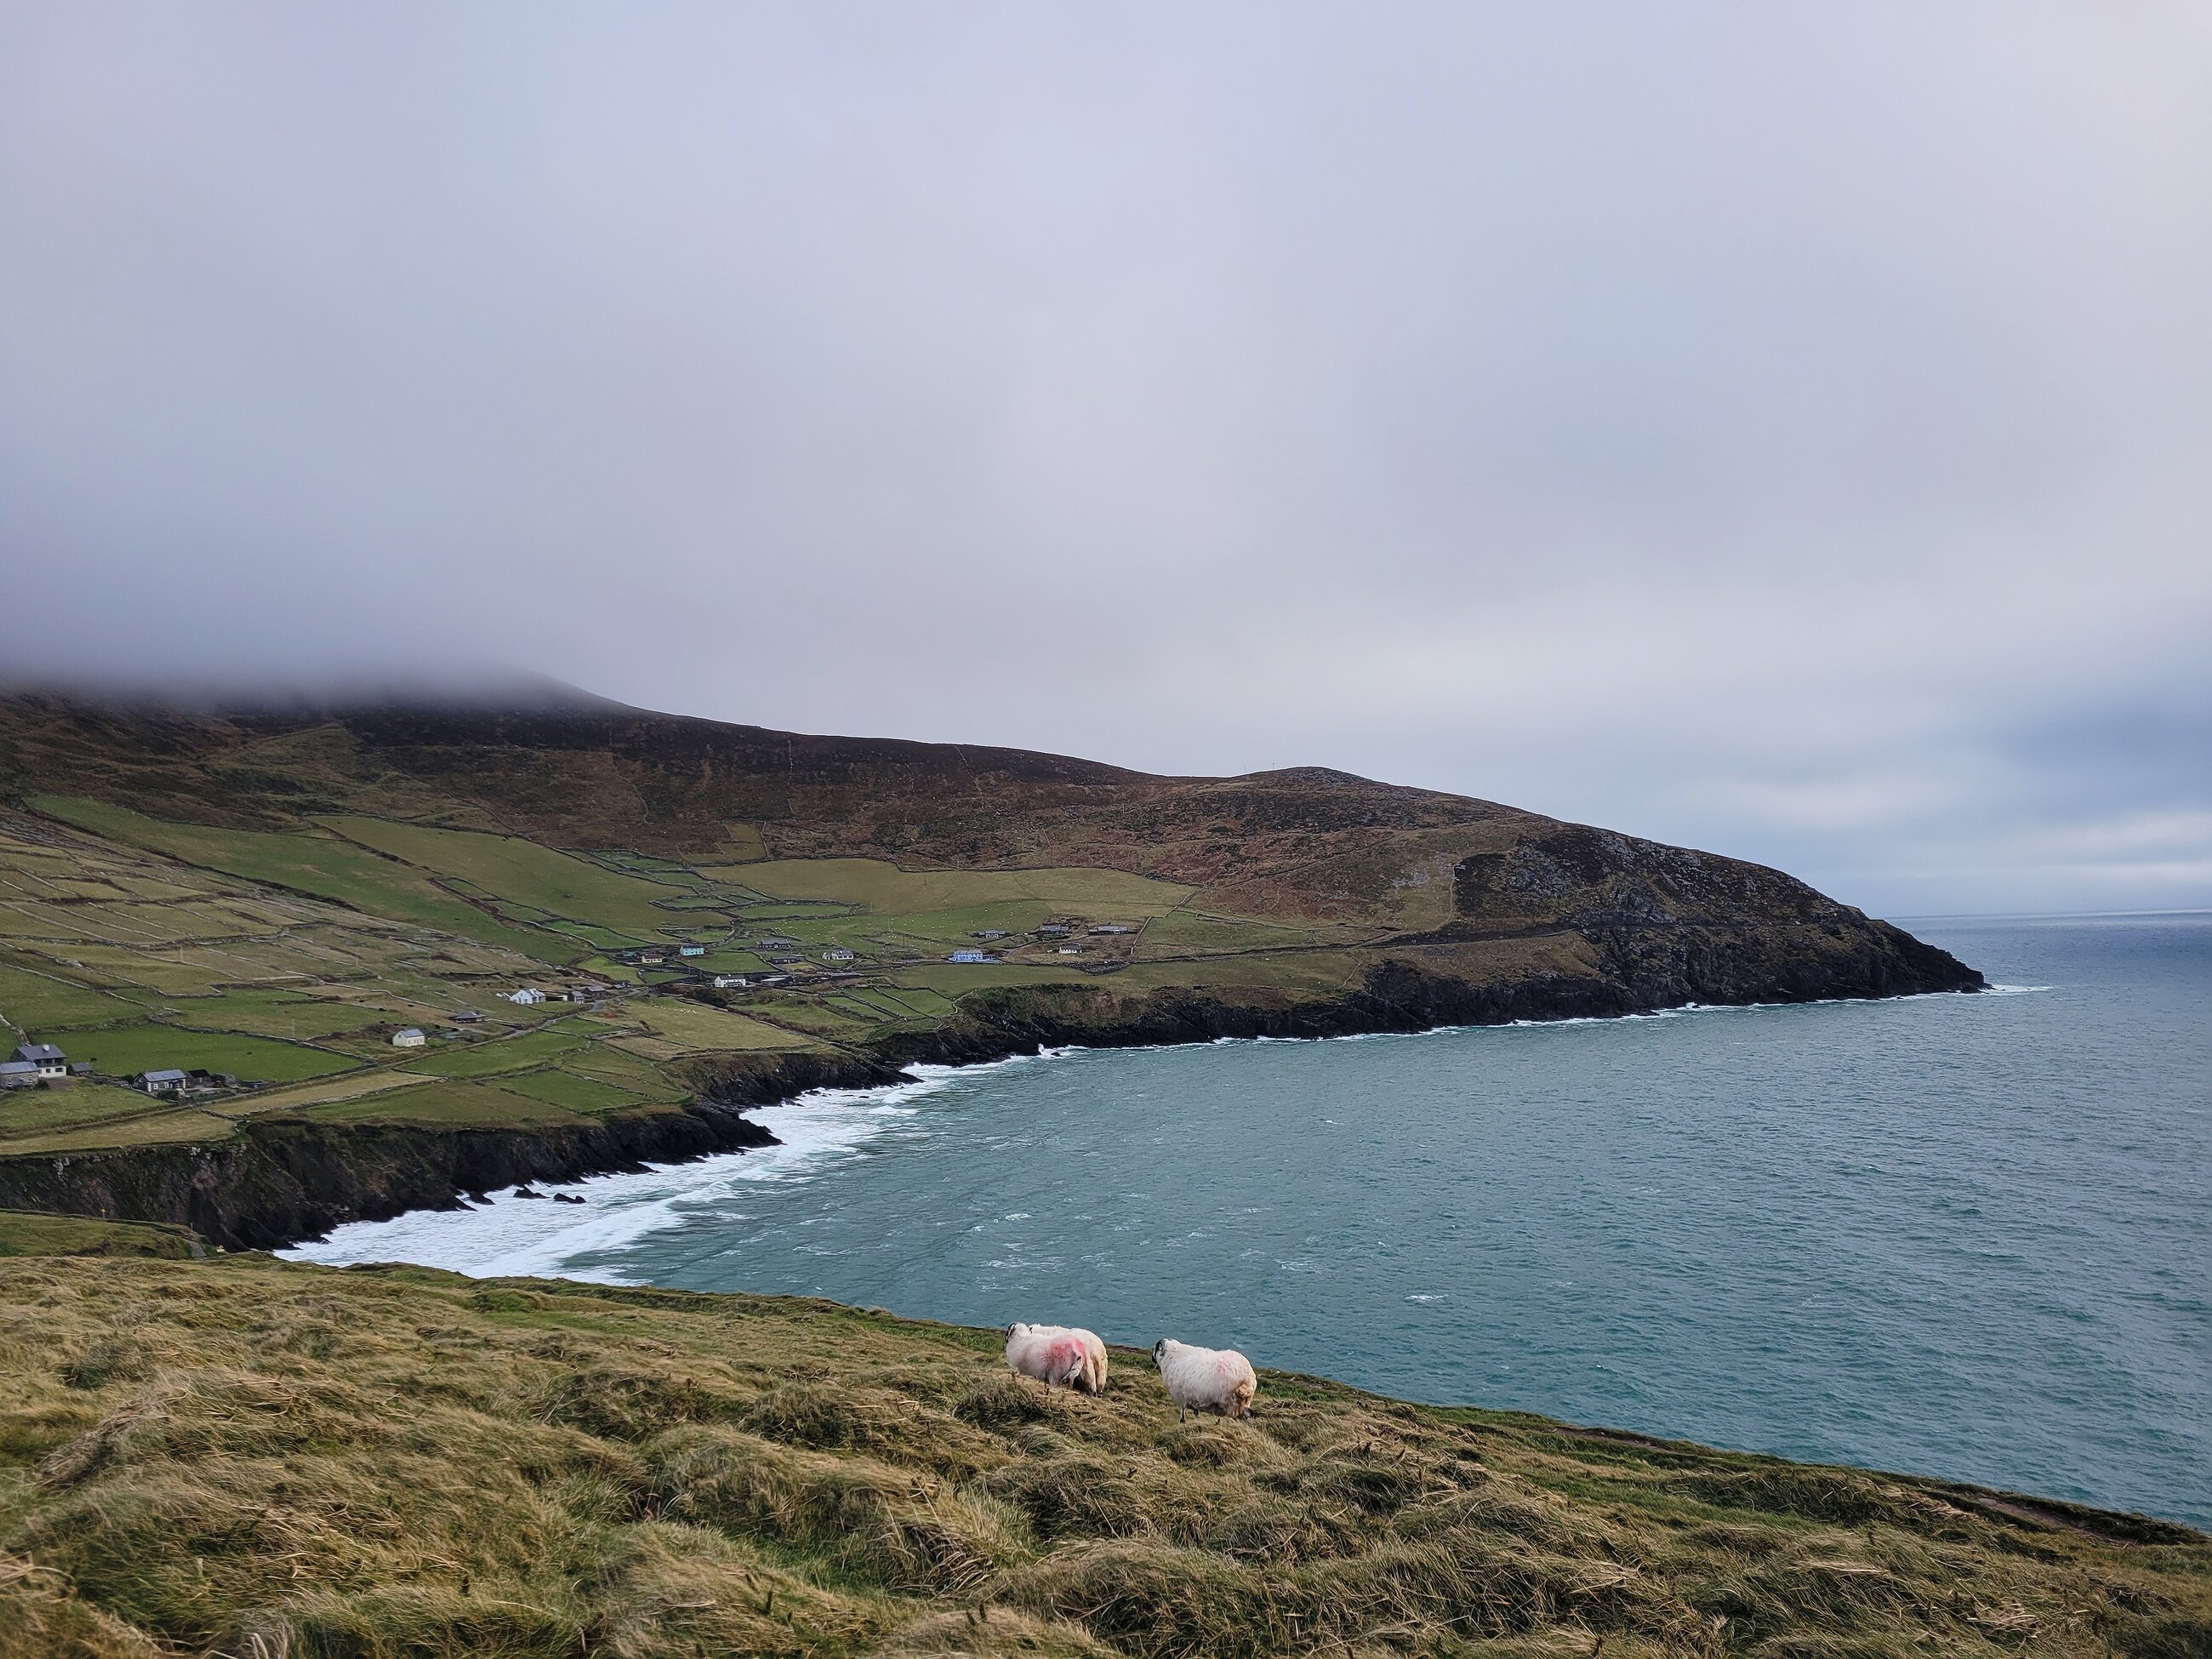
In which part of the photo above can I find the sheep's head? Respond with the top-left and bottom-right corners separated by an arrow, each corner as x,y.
1151,1338 -> 1169,1365
1005,1322 -> 1025,1339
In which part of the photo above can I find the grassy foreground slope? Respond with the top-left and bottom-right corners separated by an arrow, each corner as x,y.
3,1249 -> 2203,1659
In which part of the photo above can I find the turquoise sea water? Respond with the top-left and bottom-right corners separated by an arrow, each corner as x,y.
290,914 -> 2212,1525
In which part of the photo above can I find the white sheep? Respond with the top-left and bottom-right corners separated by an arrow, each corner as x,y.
1151,1337 -> 1257,1420
1004,1322 -> 1108,1394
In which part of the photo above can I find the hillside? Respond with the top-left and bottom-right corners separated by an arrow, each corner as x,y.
0,1229 -> 2203,1659
0,684 -> 1979,1245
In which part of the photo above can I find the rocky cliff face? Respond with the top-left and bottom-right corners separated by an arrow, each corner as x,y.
0,1099 -> 782,1251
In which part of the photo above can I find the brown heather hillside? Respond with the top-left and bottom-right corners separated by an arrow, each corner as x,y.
0,686 -> 1976,999
0,1239 -> 2204,1659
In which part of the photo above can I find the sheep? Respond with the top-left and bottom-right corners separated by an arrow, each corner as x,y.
1151,1337 -> 1257,1421
1004,1322 -> 1109,1394
1076,1327 -> 1109,1396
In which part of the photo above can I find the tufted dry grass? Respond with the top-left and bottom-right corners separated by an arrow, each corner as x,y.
0,1256 -> 2204,1658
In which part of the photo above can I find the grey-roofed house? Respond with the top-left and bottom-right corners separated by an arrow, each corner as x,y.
0,1060 -> 38,1089
138,1068 -> 188,1095
14,1043 -> 66,1080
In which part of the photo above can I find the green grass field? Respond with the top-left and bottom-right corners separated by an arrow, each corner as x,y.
0,1208 -> 200,1258
607,999 -> 816,1053
53,1022 -> 358,1085
295,1077 -> 587,1128
34,798 -> 579,965
493,1068 -> 647,1114
146,987 -> 392,1041
0,1080 -> 180,1138
0,961 -> 144,1033
398,1025 -> 590,1077
322,816 -> 692,938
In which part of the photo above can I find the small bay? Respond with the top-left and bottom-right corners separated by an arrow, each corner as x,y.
290,913 -> 2212,1525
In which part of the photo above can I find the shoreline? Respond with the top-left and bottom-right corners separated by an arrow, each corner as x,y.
0,957 -> 1985,1251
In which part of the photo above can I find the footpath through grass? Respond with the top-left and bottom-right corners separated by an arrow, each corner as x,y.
1,1254 -> 2203,1659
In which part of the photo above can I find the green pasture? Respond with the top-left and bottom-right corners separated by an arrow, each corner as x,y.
151,988 -> 391,1041
611,998 -> 812,1052
560,1044 -> 687,1100
885,962 -> 1093,995
0,1080 -> 179,1138
58,1022 -> 357,1085
0,962 -> 144,1032
322,817 -> 692,937
399,1026 -> 589,1077
296,1077 -> 586,1129
0,1208 -> 200,1258
35,799 -> 573,965
493,1067 -> 647,1114
739,995 -> 879,1042
0,1101 -> 237,1154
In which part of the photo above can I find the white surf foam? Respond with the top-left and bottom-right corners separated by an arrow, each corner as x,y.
277,1059 -> 1023,1281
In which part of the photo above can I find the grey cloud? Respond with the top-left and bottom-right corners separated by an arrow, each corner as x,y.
2,2 -> 2207,914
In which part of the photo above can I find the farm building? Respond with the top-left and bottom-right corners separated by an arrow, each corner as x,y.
391,1028 -> 427,1048
972,929 -> 1008,940
1035,924 -> 1070,938
821,947 -> 855,962
12,1043 -> 67,1080
0,1061 -> 37,1089
455,1009 -> 482,1023
1088,924 -> 1133,935
137,1069 -> 188,1095
505,989 -> 545,1005
947,949 -> 997,964
678,944 -> 706,957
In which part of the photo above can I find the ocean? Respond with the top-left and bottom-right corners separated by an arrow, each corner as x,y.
287,913 -> 2212,1525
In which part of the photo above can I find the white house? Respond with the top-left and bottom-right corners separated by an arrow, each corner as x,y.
505,989 -> 545,1005
391,1028 -> 427,1048
13,1043 -> 67,1080
678,944 -> 706,958
821,947 -> 855,962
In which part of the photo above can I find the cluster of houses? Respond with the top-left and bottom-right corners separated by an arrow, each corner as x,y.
946,921 -> 1137,965
612,944 -> 710,967
135,1068 -> 237,1097
1,1041 -> 244,1098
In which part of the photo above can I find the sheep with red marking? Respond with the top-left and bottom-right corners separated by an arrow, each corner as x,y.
1004,1322 -> 1108,1394
1151,1337 -> 1257,1420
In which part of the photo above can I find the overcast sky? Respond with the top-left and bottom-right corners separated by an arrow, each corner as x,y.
3,4 -> 2208,916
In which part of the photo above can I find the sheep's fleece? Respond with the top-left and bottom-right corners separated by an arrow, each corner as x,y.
1151,1337 -> 1257,1419
1005,1322 -> 1108,1394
